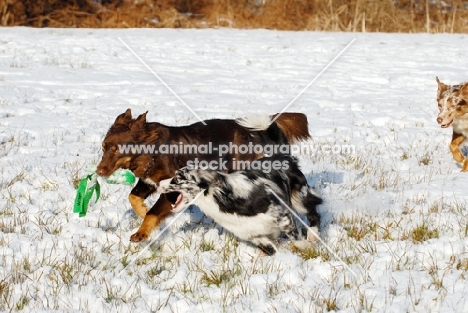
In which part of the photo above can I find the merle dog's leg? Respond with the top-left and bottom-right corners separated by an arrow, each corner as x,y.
304,191 -> 322,242
129,180 -> 156,219
279,210 -> 316,251
290,186 -> 322,242
250,236 -> 278,256
278,211 -> 301,241
130,195 -> 173,242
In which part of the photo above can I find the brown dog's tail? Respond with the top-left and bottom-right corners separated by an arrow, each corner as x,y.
271,113 -> 310,143
236,112 -> 310,143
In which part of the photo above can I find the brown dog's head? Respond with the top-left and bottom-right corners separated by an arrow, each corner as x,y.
436,77 -> 468,128
96,109 -> 168,177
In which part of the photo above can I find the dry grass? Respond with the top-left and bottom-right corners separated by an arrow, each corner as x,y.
1,0 -> 468,32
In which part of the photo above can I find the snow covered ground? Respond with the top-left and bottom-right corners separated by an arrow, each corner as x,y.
0,28 -> 468,312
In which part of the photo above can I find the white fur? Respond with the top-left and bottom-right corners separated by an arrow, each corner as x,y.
144,177 -> 159,188
194,195 -> 281,241
306,226 -> 320,242
453,117 -> 468,137
235,114 -> 271,131
156,177 -> 171,191
292,240 -> 316,250
223,173 -> 256,199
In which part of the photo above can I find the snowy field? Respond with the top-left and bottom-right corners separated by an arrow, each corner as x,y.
1,28 -> 468,312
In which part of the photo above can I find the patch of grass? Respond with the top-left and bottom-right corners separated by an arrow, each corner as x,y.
296,245 -> 331,262
456,259 -> 468,271
15,295 -> 29,311
201,269 -> 231,287
345,225 -> 368,241
323,295 -> 337,311
4,0 -> 468,32
401,151 -> 410,160
147,264 -> 165,279
0,279 -> 11,310
64,161 -> 86,189
405,223 -> 439,243
199,239 -> 215,252
418,155 -> 432,166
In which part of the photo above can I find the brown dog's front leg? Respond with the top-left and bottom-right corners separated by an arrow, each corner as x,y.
130,196 -> 173,242
128,180 -> 156,219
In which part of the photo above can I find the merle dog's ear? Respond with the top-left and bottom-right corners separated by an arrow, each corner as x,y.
198,171 -> 220,190
114,108 -> 133,125
179,167 -> 190,176
198,177 -> 209,190
460,82 -> 468,100
436,77 -> 448,97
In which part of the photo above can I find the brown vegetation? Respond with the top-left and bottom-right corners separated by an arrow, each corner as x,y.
1,0 -> 468,32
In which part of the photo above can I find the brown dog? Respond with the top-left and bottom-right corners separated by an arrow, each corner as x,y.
436,77 -> 468,171
96,109 -> 310,242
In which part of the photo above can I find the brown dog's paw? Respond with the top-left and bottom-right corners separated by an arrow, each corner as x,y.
130,232 -> 149,242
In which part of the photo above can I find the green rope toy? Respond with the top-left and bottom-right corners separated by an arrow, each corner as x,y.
73,168 -> 135,217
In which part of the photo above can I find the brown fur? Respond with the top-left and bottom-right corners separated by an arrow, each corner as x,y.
436,77 -> 468,171
272,113 -> 310,143
96,109 -> 311,241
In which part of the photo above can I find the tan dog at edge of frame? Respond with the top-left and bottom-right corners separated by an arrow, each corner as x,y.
436,77 -> 468,171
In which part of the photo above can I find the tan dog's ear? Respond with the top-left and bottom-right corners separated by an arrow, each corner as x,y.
459,82 -> 468,100
114,108 -> 133,125
436,77 -> 448,97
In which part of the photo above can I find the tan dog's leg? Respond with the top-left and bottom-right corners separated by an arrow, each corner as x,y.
130,196 -> 173,242
449,132 -> 466,164
462,159 -> 468,172
128,194 -> 149,219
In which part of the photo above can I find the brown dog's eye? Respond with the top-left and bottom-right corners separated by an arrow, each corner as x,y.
110,145 -> 119,154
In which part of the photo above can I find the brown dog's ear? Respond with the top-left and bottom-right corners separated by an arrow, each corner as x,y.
436,77 -> 448,97
114,108 -> 133,125
131,111 -> 148,130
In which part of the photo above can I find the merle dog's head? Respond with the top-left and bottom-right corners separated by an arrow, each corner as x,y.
436,77 -> 468,128
158,167 -> 216,212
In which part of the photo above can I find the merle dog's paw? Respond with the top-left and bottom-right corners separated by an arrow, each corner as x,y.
306,226 -> 320,242
258,244 -> 276,256
292,240 -> 317,251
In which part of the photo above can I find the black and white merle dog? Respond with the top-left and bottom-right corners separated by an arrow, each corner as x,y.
158,155 -> 322,255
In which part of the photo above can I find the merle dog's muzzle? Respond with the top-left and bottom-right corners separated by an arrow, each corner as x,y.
164,191 -> 181,204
